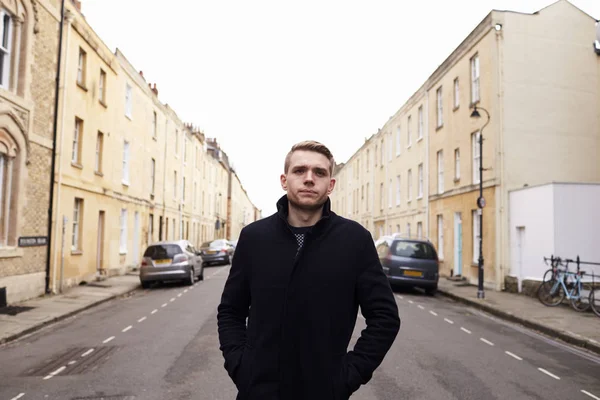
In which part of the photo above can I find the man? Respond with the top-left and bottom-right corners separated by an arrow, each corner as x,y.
217,140 -> 400,400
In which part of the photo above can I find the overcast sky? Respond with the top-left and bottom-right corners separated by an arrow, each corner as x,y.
81,0 -> 600,216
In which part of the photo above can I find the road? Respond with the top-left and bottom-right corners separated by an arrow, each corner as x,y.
0,265 -> 599,400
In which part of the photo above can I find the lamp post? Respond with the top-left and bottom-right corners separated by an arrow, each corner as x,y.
470,105 -> 490,299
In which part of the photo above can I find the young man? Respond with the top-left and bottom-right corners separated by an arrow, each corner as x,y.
217,141 -> 400,400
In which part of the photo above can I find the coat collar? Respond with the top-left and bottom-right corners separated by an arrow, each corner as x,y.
276,194 -> 332,234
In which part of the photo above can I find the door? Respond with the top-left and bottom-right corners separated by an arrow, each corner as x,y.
97,211 -> 105,274
516,226 -> 525,292
133,212 -> 140,265
454,212 -> 463,276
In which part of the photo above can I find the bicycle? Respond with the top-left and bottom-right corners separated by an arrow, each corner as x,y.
538,256 -> 591,312
589,273 -> 600,318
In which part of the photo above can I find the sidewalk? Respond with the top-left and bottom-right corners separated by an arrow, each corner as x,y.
438,278 -> 600,355
0,274 -> 140,346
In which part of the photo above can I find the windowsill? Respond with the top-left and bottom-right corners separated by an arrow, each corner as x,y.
436,124 -> 444,132
94,171 -> 104,177
453,105 -> 460,112
471,262 -> 479,267
407,145 -> 412,150
122,180 -> 130,187
76,82 -> 88,92
470,100 -> 480,109
119,251 -> 128,255
125,114 -> 132,120
150,193 -> 155,200
152,136 -> 157,142
454,178 -> 460,183
0,247 -> 24,259
438,191 -> 445,196
99,99 -> 107,108
71,162 -> 83,169
417,137 -> 423,143
417,195 -> 423,200
71,250 -> 83,255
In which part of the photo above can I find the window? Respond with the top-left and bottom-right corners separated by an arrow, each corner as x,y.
182,176 -> 186,202
395,126 -> 401,156
436,87 -> 443,128
0,10 -> 12,89
387,134 -> 392,162
472,132 -> 481,184
0,148 -> 17,247
194,182 -> 197,209
417,222 -> 423,238
184,137 -> 188,163
418,106 -> 423,140
454,148 -> 460,180
396,224 -> 400,234
174,171 -> 177,198
99,70 -> 106,103
407,116 -> 412,147
148,214 -> 154,244
453,77 -> 459,109
95,131 -> 103,174
366,183 -> 369,211
125,83 -> 132,118
379,183 -> 384,210
407,169 -> 412,201
407,223 -> 411,238
418,163 -> 423,198
122,141 -> 130,184
152,111 -> 157,138
72,118 -> 82,164
175,130 -> 179,155
437,215 -> 444,260
150,158 -> 156,194
77,48 -> 86,87
72,198 -> 83,251
366,149 -> 370,172
396,175 -> 401,206
388,179 -> 392,208
120,209 -> 128,253
437,150 -> 444,194
473,210 -> 480,263
471,54 -> 480,104
374,145 -> 378,167
380,140 -> 384,167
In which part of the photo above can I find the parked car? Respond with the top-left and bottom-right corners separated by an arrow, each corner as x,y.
139,240 -> 204,288
376,236 -> 439,295
199,239 -> 234,266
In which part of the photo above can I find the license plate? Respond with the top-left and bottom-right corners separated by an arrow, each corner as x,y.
206,250 -> 217,255
404,270 -> 423,277
154,259 -> 171,265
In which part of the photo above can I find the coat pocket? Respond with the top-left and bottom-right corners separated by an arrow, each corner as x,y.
235,343 -> 254,395
331,353 -> 350,400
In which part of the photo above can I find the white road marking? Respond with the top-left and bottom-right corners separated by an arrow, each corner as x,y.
102,336 -> 115,344
429,311 -> 438,316
480,338 -> 495,346
418,305 -> 425,310
582,390 -> 600,400
68,360 -> 76,366
538,368 -> 560,380
151,309 -> 158,314
396,295 -> 404,300
209,267 -> 228,279
138,317 -> 147,323
444,318 -> 454,324
177,293 -> 182,297
461,327 -> 472,334
10,393 -> 25,399
408,300 -> 414,304
189,287 -> 194,290
162,303 -> 167,307
122,325 -> 133,332
184,289 -> 188,293
43,366 -> 66,380
505,351 -> 523,361
81,349 -> 94,357
170,298 -> 175,302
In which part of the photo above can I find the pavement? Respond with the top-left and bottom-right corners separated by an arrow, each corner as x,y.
1,272 -> 598,356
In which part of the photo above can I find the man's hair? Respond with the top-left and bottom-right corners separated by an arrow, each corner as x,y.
284,140 -> 335,176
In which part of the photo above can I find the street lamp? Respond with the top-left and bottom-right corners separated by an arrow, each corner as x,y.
470,105 -> 490,299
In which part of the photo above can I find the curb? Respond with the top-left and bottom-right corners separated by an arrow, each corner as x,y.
437,288 -> 600,356
0,284 -> 140,347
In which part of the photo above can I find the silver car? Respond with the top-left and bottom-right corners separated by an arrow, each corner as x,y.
199,239 -> 234,266
139,240 -> 204,288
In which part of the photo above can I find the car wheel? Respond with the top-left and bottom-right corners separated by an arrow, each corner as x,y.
186,268 -> 195,286
199,266 -> 204,281
425,286 -> 437,296
141,281 -> 151,289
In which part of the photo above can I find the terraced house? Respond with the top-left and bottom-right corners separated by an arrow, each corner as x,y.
332,0 -> 600,291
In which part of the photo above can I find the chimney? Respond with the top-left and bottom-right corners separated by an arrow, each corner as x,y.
139,70 -> 145,80
152,83 -> 158,96
71,0 -> 82,12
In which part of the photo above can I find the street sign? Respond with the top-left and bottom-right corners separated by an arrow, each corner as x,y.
477,196 -> 486,209
18,236 -> 48,247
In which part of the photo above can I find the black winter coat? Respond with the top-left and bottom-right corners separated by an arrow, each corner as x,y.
217,196 -> 400,400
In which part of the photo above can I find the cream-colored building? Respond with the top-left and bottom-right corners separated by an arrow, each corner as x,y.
0,0 -> 61,303
48,0 -> 257,292
333,0 -> 600,290
228,170 -> 259,241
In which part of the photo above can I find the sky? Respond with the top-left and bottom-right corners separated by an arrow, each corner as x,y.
81,0 -> 600,216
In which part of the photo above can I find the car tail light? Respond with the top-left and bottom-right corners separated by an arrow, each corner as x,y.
141,260 -> 148,267
173,254 -> 189,264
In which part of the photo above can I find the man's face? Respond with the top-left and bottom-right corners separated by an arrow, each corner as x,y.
281,150 -> 336,211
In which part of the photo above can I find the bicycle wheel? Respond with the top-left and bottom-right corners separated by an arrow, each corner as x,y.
538,271 -> 565,306
590,288 -> 600,318
570,282 -> 592,312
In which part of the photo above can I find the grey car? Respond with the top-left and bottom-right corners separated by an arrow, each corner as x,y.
139,240 -> 204,288
199,239 -> 234,266
377,236 -> 439,295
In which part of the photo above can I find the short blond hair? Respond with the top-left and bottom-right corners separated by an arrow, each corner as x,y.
284,140 -> 335,176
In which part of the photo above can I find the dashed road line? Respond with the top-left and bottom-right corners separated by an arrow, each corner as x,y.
461,327 -> 472,334
184,289 -> 188,293
505,351 -> 523,361
151,309 -> 158,314
122,325 -> 133,332
10,393 -> 25,400
178,293 -> 182,297
162,303 -> 167,307
480,338 -> 495,346
396,295 -> 404,300
429,310 -> 438,316
444,318 -> 454,324
81,349 -> 94,357
582,390 -> 600,400
103,336 -> 115,344
43,366 -> 66,380
408,300 -> 414,304
68,360 -> 76,365
417,305 -> 425,310
538,368 -> 560,380
138,316 -> 147,323
170,298 -> 176,302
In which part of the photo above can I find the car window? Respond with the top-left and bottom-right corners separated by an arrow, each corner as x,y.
200,241 -> 212,248
391,241 -> 437,260
211,240 -> 225,248
376,242 -> 389,258
143,244 -> 182,259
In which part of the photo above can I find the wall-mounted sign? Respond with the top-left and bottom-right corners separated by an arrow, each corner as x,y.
18,236 -> 48,247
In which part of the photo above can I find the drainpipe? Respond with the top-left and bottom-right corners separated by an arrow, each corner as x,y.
424,90 -> 430,241
45,0 -> 67,294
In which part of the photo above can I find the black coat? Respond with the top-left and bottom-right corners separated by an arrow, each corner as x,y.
217,195 -> 400,400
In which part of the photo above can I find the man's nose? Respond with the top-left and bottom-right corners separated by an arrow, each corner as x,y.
304,171 -> 315,183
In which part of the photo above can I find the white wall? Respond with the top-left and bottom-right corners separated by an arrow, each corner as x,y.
509,184 -> 555,287
553,183 -> 600,280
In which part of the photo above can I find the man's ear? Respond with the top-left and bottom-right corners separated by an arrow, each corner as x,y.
280,174 -> 288,191
327,178 -> 336,195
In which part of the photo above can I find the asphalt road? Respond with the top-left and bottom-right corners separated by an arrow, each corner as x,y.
0,265 -> 599,400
